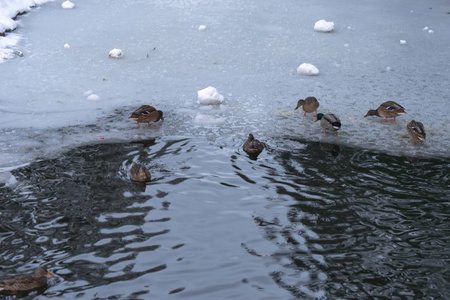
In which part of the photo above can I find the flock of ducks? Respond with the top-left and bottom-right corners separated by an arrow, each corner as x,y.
0,100 -> 427,293
125,98 -> 426,183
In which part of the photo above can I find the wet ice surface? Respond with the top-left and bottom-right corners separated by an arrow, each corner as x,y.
1,0 -> 450,168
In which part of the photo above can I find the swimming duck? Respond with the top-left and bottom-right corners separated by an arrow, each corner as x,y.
294,96 -> 320,117
0,267 -> 54,293
315,113 -> 341,134
407,120 -> 426,144
243,134 -> 264,155
364,101 -> 406,122
129,105 -> 164,127
129,163 -> 151,182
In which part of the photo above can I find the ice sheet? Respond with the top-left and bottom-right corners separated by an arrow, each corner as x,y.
0,0 -> 449,168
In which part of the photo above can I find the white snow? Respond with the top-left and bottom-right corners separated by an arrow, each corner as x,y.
61,1 -> 75,9
314,20 -> 334,32
87,94 -> 100,101
428,30 -> 433,34
64,43 -> 70,48
400,40 -> 407,45
0,171 -> 17,188
297,63 -> 319,76
109,48 -> 123,59
197,86 -> 225,105
198,25 -> 207,31
0,0 -> 53,63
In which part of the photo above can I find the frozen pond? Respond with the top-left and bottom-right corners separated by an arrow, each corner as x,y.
0,0 -> 449,168
0,0 -> 449,299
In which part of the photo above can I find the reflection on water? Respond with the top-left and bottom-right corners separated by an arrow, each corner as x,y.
0,136 -> 449,299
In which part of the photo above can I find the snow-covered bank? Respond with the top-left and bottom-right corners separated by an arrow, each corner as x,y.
0,0 -> 53,62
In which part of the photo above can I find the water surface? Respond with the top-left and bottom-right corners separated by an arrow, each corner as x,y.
1,136 -> 448,299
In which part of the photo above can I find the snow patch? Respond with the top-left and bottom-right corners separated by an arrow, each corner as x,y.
0,171 -> 17,188
87,94 -> 100,101
109,48 -> 123,59
197,86 -> 225,105
198,25 -> 207,31
314,20 -> 334,32
62,1 -> 75,9
297,63 -> 319,76
64,43 -> 70,49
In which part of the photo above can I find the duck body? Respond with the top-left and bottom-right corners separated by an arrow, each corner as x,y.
129,105 -> 164,127
407,120 -> 426,144
364,101 -> 406,122
0,267 -> 54,293
243,134 -> 264,155
130,163 -> 151,182
294,96 -> 320,116
315,113 -> 341,134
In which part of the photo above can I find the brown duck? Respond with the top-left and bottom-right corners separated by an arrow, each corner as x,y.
364,101 -> 406,122
0,267 -> 54,293
243,133 -> 264,155
129,163 -> 151,182
129,105 -> 164,127
294,96 -> 320,117
406,120 -> 426,144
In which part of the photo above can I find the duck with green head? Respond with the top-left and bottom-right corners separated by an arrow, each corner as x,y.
315,113 -> 341,134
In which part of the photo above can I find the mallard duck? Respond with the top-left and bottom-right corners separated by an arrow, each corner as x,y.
407,120 -> 426,144
364,101 -> 406,122
315,113 -> 341,134
129,163 -> 151,182
294,96 -> 320,116
243,133 -> 264,155
128,105 -> 164,127
0,267 -> 54,293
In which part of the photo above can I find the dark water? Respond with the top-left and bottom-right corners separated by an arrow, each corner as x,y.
0,136 -> 449,299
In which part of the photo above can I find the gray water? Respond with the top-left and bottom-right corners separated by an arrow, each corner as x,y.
1,136 -> 449,299
1,0 -> 450,299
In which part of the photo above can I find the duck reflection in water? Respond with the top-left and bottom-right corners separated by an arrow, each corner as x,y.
319,139 -> 340,157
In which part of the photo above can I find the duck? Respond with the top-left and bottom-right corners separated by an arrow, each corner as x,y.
243,133 -> 264,155
364,101 -> 406,122
315,113 -> 341,134
0,267 -> 54,293
128,105 -> 164,127
294,96 -> 320,117
129,163 -> 151,182
407,120 -> 426,144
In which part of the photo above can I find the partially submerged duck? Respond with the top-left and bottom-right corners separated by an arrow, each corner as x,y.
294,96 -> 320,117
130,163 -> 151,182
315,113 -> 341,134
364,101 -> 406,122
0,267 -> 54,293
129,105 -> 164,127
407,120 -> 426,144
243,133 -> 264,155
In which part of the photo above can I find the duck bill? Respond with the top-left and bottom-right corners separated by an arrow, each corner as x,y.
47,271 -> 55,277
